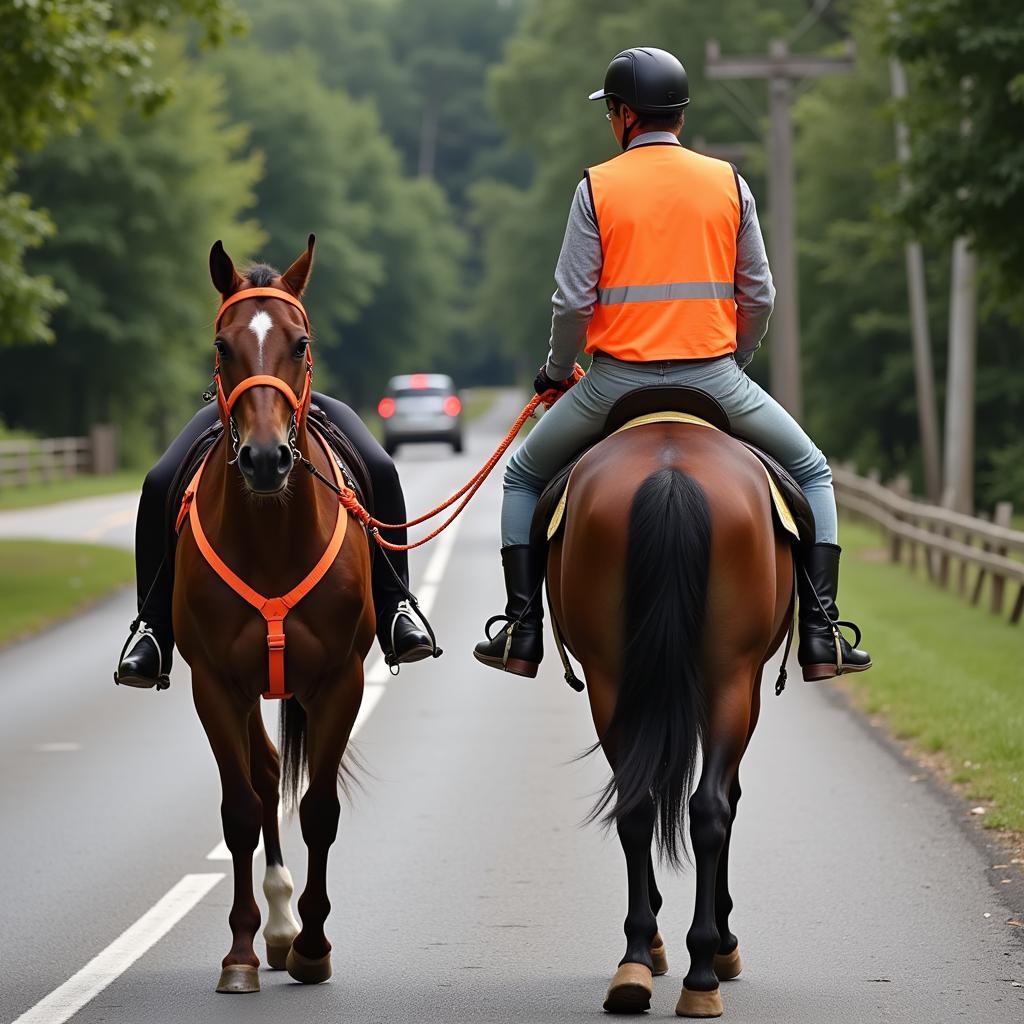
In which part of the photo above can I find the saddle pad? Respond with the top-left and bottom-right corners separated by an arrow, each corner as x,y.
546,412 -> 800,542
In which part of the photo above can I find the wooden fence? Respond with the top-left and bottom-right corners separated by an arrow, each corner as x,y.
0,425 -> 118,489
833,466 -> 1024,626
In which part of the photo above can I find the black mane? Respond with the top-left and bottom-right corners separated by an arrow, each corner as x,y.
244,263 -> 278,287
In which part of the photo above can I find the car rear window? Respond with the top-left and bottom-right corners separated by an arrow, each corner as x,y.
394,387 -> 449,398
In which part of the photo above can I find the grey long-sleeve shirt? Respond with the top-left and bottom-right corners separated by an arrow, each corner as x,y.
545,131 -> 776,380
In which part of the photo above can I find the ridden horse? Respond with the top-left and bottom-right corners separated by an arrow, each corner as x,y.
547,420 -> 793,1018
174,236 -> 375,993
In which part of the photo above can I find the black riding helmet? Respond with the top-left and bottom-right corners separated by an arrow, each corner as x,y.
590,47 -> 689,149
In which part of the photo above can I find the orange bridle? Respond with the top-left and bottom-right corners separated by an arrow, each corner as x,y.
178,286 -> 351,700
211,287 -> 314,430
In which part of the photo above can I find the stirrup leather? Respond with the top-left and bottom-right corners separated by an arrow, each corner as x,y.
483,614 -> 520,669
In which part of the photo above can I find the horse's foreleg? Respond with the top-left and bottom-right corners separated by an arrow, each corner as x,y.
248,710 -> 299,970
193,676 -> 262,994
287,659 -> 363,985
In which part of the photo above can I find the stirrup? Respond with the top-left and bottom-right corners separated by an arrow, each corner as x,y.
114,621 -> 170,690
483,614 -> 519,669
830,619 -> 863,675
384,599 -> 442,674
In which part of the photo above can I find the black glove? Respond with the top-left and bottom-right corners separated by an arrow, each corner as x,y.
534,366 -> 571,397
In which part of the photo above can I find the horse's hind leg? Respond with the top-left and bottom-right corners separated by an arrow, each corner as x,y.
287,659 -> 364,985
713,681 -> 762,984
604,795 -> 658,1012
248,710 -> 299,970
648,855 -> 669,975
677,670 -> 755,1019
193,674 -> 262,994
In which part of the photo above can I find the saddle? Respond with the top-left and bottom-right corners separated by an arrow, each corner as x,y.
531,385 -> 816,549
164,404 -> 374,565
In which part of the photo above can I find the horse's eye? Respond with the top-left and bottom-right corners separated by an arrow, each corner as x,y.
214,338 -> 229,358
293,338 -> 309,359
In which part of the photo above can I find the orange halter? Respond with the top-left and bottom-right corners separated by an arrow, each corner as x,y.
177,286 -> 350,700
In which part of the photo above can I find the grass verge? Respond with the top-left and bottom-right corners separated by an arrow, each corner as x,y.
0,471 -> 142,511
0,540 -> 133,648
838,518 -> 1024,834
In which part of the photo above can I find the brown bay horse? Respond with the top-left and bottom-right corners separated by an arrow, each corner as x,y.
174,236 -> 375,994
547,421 -> 793,1018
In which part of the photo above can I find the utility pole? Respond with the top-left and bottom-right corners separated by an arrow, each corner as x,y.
889,57 -> 943,502
943,236 -> 978,513
706,39 -> 855,420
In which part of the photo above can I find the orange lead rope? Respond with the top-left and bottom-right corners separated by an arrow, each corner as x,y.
177,426 -> 349,700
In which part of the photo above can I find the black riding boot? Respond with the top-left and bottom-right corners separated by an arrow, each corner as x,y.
797,542 -> 872,681
372,550 -> 434,667
116,623 -> 172,690
473,545 -> 545,677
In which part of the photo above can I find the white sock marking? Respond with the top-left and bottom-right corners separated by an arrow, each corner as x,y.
262,864 -> 300,948
248,309 -> 273,369
10,873 -> 224,1024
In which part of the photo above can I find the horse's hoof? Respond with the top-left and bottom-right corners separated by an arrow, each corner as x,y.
266,942 -> 292,971
675,986 -> 723,1018
603,962 -> 653,1014
713,945 -> 742,981
650,932 -> 669,976
216,964 -> 260,994
286,945 -> 332,984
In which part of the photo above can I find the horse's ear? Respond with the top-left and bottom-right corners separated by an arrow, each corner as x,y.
210,240 -> 243,298
280,234 -> 316,298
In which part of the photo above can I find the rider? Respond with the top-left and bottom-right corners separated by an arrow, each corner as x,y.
473,46 -> 871,683
115,264 -> 432,689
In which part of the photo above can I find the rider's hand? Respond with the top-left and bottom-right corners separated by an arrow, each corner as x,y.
534,363 -> 585,407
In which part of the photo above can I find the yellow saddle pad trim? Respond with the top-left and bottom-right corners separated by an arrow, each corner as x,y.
546,411 -> 799,541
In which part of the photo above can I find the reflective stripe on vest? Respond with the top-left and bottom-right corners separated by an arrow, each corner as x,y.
585,144 -> 741,362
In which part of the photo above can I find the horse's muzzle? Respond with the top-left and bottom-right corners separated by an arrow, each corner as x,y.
238,440 -> 294,493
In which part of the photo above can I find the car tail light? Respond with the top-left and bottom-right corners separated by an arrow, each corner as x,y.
443,396 -> 462,417
377,397 -> 396,419
410,373 -> 429,389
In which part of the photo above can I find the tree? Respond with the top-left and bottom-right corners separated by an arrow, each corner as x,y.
886,0 -> 1024,324
0,39 -> 263,459
209,44 -> 465,407
0,0 -> 244,346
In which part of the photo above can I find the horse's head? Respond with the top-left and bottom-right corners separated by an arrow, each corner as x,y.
209,235 -> 316,494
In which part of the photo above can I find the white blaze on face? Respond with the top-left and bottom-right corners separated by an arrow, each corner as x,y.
248,309 -> 274,369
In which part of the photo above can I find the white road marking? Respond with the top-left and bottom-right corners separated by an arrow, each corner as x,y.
9,873 -> 225,1024
248,310 -> 273,369
206,835 -> 263,861
14,496 -> 465,1024
32,742 -> 82,753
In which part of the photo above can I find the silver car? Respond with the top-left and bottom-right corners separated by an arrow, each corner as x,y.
378,373 -> 464,455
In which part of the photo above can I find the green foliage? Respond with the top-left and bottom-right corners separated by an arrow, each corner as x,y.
209,44 -> 465,407
0,0 -> 244,347
0,39 -> 263,458
886,0 -> 1024,324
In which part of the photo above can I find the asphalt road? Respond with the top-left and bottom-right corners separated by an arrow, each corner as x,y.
1,391 -> 1021,1024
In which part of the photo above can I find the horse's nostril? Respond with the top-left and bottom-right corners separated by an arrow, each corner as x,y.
277,445 -> 293,474
238,445 -> 255,475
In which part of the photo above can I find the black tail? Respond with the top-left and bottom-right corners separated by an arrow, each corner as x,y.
279,696 -> 363,813
590,467 -> 712,867
280,697 -> 307,813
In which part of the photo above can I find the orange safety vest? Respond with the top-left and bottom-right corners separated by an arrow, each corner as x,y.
585,142 -> 741,362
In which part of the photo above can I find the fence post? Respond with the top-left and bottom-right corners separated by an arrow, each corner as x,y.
890,475 -> 911,563
89,424 -> 119,475
991,502 -> 1013,616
